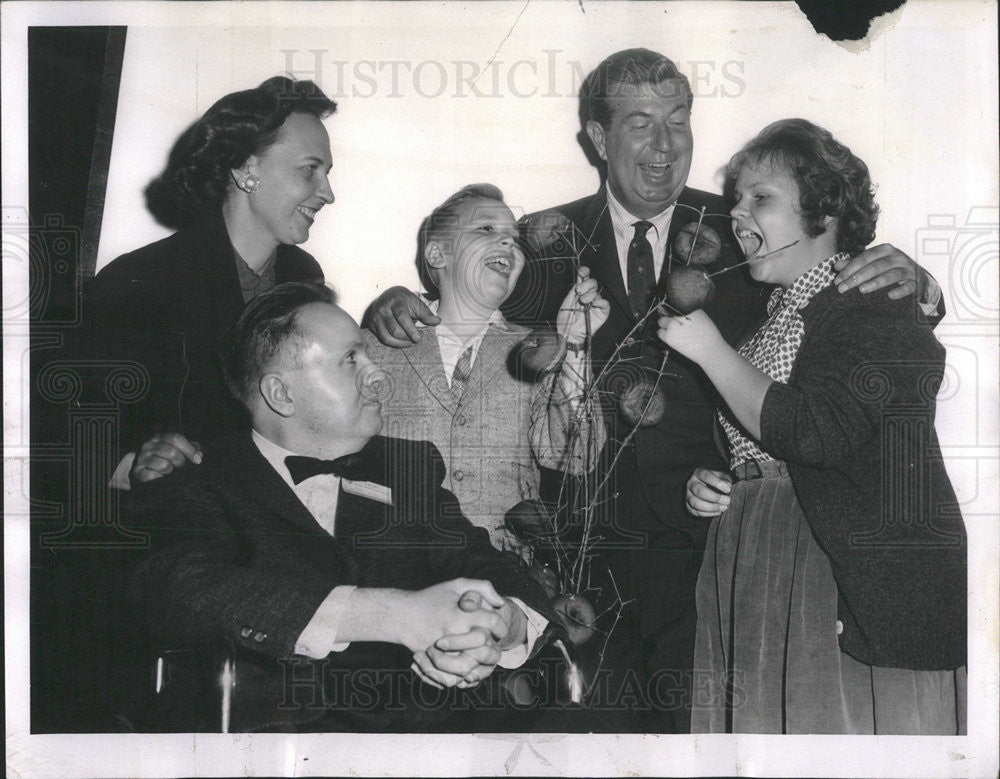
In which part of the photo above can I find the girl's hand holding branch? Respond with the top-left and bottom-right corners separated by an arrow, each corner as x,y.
657,309 -> 771,440
656,309 -> 725,363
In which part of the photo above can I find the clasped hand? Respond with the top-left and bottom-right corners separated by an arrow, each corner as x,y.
401,579 -> 526,690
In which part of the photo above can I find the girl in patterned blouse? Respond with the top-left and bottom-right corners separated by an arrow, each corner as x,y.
657,119 -> 966,734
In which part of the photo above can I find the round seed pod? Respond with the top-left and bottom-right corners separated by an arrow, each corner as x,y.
518,210 -> 574,257
527,561 -> 560,599
662,265 -> 715,315
513,328 -> 567,377
619,378 -> 667,428
505,499 -> 555,539
552,593 -> 597,645
672,221 -> 723,266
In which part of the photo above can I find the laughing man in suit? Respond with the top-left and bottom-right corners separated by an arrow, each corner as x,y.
128,282 -> 554,732
364,49 -> 943,732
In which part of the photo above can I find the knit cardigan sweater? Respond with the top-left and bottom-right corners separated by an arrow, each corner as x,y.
759,285 -> 966,670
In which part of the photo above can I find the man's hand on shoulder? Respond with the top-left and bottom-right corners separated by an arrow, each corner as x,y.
363,286 -> 440,347
129,432 -> 203,489
834,244 -> 937,305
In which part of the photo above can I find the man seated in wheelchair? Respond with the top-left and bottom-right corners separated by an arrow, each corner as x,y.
127,282 -> 558,732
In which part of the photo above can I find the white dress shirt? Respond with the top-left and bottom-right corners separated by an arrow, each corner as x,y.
605,183 -> 675,290
426,300 -> 508,386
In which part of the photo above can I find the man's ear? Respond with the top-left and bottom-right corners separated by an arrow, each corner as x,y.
259,373 -> 294,417
424,240 -> 448,271
585,120 -> 608,162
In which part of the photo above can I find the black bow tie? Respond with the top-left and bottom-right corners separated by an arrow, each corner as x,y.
285,452 -> 369,485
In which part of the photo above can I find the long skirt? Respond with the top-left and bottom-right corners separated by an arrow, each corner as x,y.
690,460 -> 965,734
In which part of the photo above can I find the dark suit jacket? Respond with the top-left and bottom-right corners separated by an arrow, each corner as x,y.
83,213 -> 324,454
507,187 -> 770,545
761,286 -> 966,670
128,433 -> 555,731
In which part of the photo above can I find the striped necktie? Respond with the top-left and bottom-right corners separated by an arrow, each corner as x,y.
451,344 -> 475,402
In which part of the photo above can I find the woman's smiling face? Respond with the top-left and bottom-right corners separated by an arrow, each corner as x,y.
241,112 -> 335,249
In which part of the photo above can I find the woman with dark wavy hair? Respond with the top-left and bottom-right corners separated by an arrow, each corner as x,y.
86,76 -> 337,484
658,119 -> 966,734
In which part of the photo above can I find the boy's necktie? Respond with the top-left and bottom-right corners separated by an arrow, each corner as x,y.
451,344 -> 475,402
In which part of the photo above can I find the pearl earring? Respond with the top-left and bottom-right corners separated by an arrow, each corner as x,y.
241,174 -> 261,194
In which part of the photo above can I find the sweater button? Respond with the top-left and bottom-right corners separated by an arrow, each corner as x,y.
836,620 -> 844,635
453,469 -> 464,482
456,414 -> 467,426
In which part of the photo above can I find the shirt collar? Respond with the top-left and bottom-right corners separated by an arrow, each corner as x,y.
605,182 -> 675,242
252,429 -> 314,490
768,253 -> 846,315
234,245 -> 276,279
234,246 -> 276,303
427,298 -> 511,343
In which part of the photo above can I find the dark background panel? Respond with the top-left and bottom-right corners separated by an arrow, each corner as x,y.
29,26 -> 141,734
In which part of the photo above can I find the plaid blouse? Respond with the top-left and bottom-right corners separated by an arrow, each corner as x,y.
720,253 -> 848,468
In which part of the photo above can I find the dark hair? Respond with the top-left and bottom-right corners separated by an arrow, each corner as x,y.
581,48 -> 692,129
415,183 -> 505,301
145,76 -> 337,229
726,118 -> 879,257
222,281 -> 337,407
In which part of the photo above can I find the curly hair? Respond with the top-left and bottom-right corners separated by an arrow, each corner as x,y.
145,76 -> 337,229
415,183 -> 505,301
222,281 -> 338,407
726,118 -> 879,257
581,48 -> 692,129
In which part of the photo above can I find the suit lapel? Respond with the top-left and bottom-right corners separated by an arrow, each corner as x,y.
459,325 -> 514,405
334,486 -> 391,557
223,434 -> 333,538
230,435 -> 365,579
401,329 -> 458,415
662,193 -> 687,282
575,192 -> 633,324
